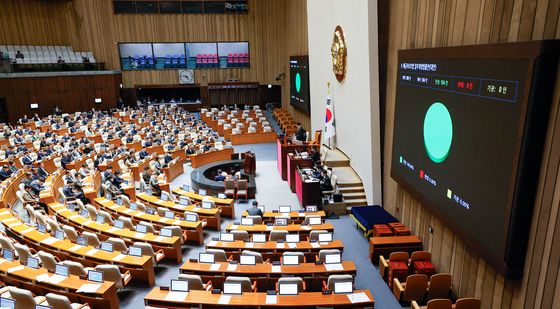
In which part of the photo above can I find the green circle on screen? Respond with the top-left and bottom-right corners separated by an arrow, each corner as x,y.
295,73 -> 302,93
423,102 -> 453,163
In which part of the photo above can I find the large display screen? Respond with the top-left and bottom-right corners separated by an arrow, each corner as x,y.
391,41 -> 560,278
290,56 -> 311,115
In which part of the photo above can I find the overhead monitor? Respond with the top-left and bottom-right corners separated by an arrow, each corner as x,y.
289,56 -> 311,115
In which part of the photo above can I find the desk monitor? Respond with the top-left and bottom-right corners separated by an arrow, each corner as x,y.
318,233 -> 333,243
100,242 -> 113,252
279,205 -> 291,213
136,224 -> 148,233
279,283 -> 299,295
185,213 -> 197,222
76,236 -> 87,246
116,197 -> 123,205
2,249 -> 14,261
306,205 -> 317,212
252,234 -> 266,243
55,264 -> 69,277
145,207 -> 156,215
239,255 -> 256,265
164,210 -> 175,219
0,298 -> 15,309
257,206 -> 265,214
198,189 -> 207,196
160,228 -> 173,237
80,209 -> 89,218
130,203 -> 138,210
95,214 -> 105,224
282,255 -> 299,265
201,201 -> 212,209
160,194 -> 169,201
129,246 -> 142,257
334,281 -> 353,294
199,252 -> 215,264
308,217 -> 322,225
179,198 -> 189,206
27,257 -> 39,269
241,217 -> 253,226
223,282 -> 242,295
54,229 -> 65,240
220,233 -> 234,242
35,305 -> 52,309
88,270 -> 104,283
37,223 -> 47,234
171,279 -> 189,292
114,220 -> 124,229
286,234 -> 300,243
325,253 -> 341,264
146,188 -> 153,195
182,184 -> 190,192
275,218 -> 288,226
218,193 -> 227,199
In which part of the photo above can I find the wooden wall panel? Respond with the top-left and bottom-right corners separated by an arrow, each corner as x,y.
382,1 -> 560,308
0,73 -> 121,123
0,0 -> 71,46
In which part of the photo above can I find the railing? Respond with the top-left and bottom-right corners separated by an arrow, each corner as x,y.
0,62 -> 106,73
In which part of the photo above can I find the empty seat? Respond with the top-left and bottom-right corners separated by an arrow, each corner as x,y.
176,274 -> 212,291
45,293 -> 90,309
224,276 -> 256,292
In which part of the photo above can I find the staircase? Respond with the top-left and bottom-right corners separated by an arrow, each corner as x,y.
322,147 -> 368,213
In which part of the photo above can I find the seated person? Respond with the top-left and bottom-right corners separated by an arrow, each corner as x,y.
320,172 -> 333,192
22,185 -> 48,213
247,201 -> 263,216
149,171 -> 162,197
214,169 -> 226,181
0,165 -> 12,181
295,123 -> 307,142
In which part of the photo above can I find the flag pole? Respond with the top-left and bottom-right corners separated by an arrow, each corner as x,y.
327,82 -> 331,150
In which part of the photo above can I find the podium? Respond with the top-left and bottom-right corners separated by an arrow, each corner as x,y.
287,154 -> 314,192
276,137 -> 317,181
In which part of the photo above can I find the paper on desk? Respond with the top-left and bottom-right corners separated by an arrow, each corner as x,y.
107,227 -> 118,233
271,266 -> 282,273
165,291 -> 188,301
347,292 -> 370,303
21,228 -> 34,235
113,254 -> 126,261
86,249 -> 99,255
218,295 -> 232,305
266,295 -> 278,304
83,220 -> 93,226
244,242 -> 254,248
298,213 -> 306,217
36,273 -> 50,282
310,242 -> 320,248
135,233 -> 145,238
266,226 -> 273,231
319,242 -> 329,246
76,283 -> 101,293
229,225 -> 239,230
226,264 -> 238,272
276,243 -> 285,249
154,236 -> 165,242
325,263 -> 344,271
69,215 -> 80,220
69,245 -> 82,252
48,274 -> 67,284
287,243 -> 297,249
7,265 -> 24,273
173,220 -> 182,225
123,209 -> 133,214
301,226 -> 312,231
7,222 -> 21,228
41,237 -> 59,245
158,218 -> 166,222
207,241 -> 218,247
192,207 -> 201,212
210,263 -> 221,271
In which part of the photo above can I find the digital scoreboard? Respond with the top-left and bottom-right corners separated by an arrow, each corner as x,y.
391,41 -> 560,278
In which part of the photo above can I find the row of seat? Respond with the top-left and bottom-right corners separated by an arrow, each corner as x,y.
1,45 -> 96,64
0,285 -> 90,309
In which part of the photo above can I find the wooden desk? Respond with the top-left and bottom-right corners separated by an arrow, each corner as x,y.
179,261 -> 356,291
230,131 -> 277,145
0,257 -> 119,309
0,209 -> 156,286
136,193 -> 221,230
189,148 -> 235,168
39,172 -> 64,205
287,155 -> 314,193
242,211 -> 326,224
49,202 -> 183,263
0,170 -> 25,208
276,138 -> 316,181
172,188 -> 235,218
94,197 -> 205,244
162,157 -> 185,182
144,289 -> 374,308
369,235 -> 423,262
225,223 -> 334,234
130,157 -> 153,179
295,169 -> 321,207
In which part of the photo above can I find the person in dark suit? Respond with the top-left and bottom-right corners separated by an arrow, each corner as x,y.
214,169 -> 226,181
295,123 -> 307,142
247,201 -> 263,216
0,166 -> 12,181
309,148 -> 321,164
21,151 -> 33,165
138,148 -> 149,160
60,152 -> 73,170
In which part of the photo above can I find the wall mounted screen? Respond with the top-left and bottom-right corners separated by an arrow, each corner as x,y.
290,56 -> 311,115
390,41 -> 560,278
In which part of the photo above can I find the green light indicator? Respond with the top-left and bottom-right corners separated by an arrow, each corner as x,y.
423,102 -> 453,163
295,73 -> 301,93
